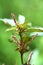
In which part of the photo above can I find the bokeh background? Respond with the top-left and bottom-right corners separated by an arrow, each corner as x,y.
0,0 -> 43,65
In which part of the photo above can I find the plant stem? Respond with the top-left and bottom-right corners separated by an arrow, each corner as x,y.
21,53 -> 23,65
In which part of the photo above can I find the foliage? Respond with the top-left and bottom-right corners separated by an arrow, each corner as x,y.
1,13 -> 43,65
0,0 -> 43,65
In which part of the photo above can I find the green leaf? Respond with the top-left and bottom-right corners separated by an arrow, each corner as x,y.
23,22 -> 32,27
27,27 -> 43,32
5,27 -> 17,32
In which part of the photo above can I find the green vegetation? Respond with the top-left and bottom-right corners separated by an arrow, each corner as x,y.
0,0 -> 43,65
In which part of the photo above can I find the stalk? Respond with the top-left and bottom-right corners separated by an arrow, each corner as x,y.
21,53 -> 23,65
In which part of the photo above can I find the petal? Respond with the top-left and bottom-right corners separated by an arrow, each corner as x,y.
18,15 -> 25,24
27,27 -> 43,32
30,32 -> 43,36
0,18 -> 15,26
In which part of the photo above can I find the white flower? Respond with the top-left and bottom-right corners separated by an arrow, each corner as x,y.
18,15 -> 25,24
0,18 -> 15,26
0,15 -> 25,26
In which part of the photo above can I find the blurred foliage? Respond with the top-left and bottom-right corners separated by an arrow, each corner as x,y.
0,0 -> 43,65
0,0 -> 43,27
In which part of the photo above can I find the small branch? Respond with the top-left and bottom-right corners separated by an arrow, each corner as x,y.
29,34 -> 38,43
28,34 -> 38,44
11,13 -> 16,24
11,13 -> 20,28
27,52 -> 33,65
25,34 -> 38,47
23,52 -> 33,65
12,34 -> 20,46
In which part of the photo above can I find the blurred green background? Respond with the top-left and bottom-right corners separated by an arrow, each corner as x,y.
0,0 -> 43,65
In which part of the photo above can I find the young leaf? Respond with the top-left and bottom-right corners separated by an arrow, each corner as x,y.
5,27 -> 17,32
27,27 -> 43,32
